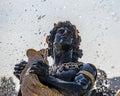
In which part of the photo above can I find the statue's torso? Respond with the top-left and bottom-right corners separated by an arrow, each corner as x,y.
21,62 -> 83,96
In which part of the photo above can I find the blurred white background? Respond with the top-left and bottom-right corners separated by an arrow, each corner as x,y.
0,0 -> 120,90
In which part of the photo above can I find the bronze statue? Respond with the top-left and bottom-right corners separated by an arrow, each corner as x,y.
14,21 -> 97,96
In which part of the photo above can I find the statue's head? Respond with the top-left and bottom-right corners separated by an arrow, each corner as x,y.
46,21 -> 83,62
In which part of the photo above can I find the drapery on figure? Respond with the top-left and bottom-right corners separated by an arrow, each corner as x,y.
14,21 -> 97,96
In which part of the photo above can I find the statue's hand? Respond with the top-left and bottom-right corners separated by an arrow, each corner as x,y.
13,61 -> 27,79
30,60 -> 49,81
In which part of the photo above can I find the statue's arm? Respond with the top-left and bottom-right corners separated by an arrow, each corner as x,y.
30,61 -> 97,95
45,74 -> 92,95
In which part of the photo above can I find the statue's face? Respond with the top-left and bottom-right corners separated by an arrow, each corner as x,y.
75,74 -> 91,89
53,27 -> 74,48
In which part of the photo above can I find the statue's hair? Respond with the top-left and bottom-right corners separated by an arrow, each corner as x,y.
46,21 -> 83,62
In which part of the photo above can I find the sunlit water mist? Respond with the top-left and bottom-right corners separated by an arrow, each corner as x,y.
0,0 -> 120,91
